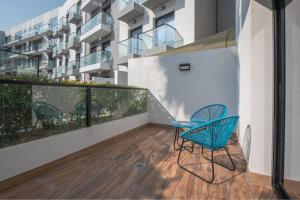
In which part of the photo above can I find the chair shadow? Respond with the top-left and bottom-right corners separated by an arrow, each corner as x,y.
177,145 -> 248,185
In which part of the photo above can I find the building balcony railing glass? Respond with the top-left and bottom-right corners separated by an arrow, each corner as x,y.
118,0 -> 144,23
68,4 -> 82,24
36,24 -> 54,36
67,33 -> 81,50
118,0 -> 141,11
80,50 -> 112,73
81,12 -> 113,35
54,42 -> 70,57
118,37 -> 143,58
40,59 -> 55,69
81,50 -> 113,67
80,12 -> 113,43
56,65 -> 67,78
139,24 -> 183,56
16,60 -> 38,75
55,17 -> 70,35
67,61 -> 80,76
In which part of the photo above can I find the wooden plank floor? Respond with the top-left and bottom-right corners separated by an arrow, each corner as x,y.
0,125 -> 276,199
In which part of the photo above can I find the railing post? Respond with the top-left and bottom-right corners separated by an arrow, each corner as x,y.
86,86 -> 92,127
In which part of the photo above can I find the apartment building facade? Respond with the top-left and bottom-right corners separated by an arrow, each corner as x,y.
0,0 -> 235,84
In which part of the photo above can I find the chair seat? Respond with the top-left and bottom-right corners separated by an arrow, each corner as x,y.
170,120 -> 202,129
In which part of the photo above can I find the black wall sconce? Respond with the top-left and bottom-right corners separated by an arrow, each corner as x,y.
179,63 -> 191,71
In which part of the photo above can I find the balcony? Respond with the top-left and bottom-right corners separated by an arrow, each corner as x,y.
118,37 -> 143,65
0,78 -> 264,199
118,0 -> 144,23
4,30 -> 43,47
67,61 -> 80,76
139,24 -> 184,56
67,33 -> 81,50
68,4 -> 82,24
54,17 -> 70,37
54,42 -> 70,58
80,50 -> 112,73
81,0 -> 106,13
141,0 -> 170,10
24,42 -> 55,55
40,59 -> 55,69
37,24 -> 54,36
56,65 -> 67,78
80,12 -> 113,43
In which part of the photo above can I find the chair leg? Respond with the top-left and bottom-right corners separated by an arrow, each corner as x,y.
224,147 -> 236,171
202,146 -> 236,171
174,128 -> 179,151
177,139 -> 185,164
177,140 -> 215,183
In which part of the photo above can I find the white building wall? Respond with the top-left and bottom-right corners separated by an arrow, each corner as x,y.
285,0 -> 300,181
236,0 -> 274,176
128,47 -> 238,124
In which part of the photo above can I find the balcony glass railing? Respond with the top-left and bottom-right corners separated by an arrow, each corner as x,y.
118,0 -> 141,11
139,24 -> 184,50
81,12 -> 113,35
57,17 -> 69,30
56,65 -> 66,77
69,4 -> 81,19
67,61 -> 80,75
118,37 -> 143,57
36,24 -> 52,34
0,81 -> 147,148
68,33 -> 80,44
80,50 -> 113,67
58,42 -> 68,51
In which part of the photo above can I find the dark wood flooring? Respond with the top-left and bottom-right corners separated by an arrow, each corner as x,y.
0,125 -> 276,199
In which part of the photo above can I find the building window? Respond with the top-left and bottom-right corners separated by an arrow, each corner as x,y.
102,40 -> 111,52
155,12 -> 175,27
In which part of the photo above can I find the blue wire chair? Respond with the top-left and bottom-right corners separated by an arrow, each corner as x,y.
177,116 -> 239,183
172,104 -> 228,151
190,104 -> 228,123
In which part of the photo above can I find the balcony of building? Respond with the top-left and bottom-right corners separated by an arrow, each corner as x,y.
4,29 -> 43,47
118,37 -> 143,66
68,4 -> 82,24
37,24 -> 54,36
53,42 -> 70,58
118,0 -> 144,23
67,61 -> 80,76
81,0 -> 106,13
24,42 -> 55,56
140,24 -> 184,57
141,0 -> 170,10
39,59 -> 55,70
54,17 -> 70,37
0,78 -> 275,199
79,50 -> 112,73
80,12 -> 113,43
56,65 -> 67,78
67,33 -> 81,50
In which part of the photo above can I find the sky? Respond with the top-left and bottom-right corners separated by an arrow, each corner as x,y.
0,0 -> 65,30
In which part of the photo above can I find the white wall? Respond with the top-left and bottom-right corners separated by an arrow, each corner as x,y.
285,0 -> 300,181
0,113 -> 149,182
128,47 -> 238,124
237,0 -> 274,176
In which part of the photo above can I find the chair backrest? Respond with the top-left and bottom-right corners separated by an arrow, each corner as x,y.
190,104 -> 228,123
181,116 -> 239,150
32,102 -> 63,120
